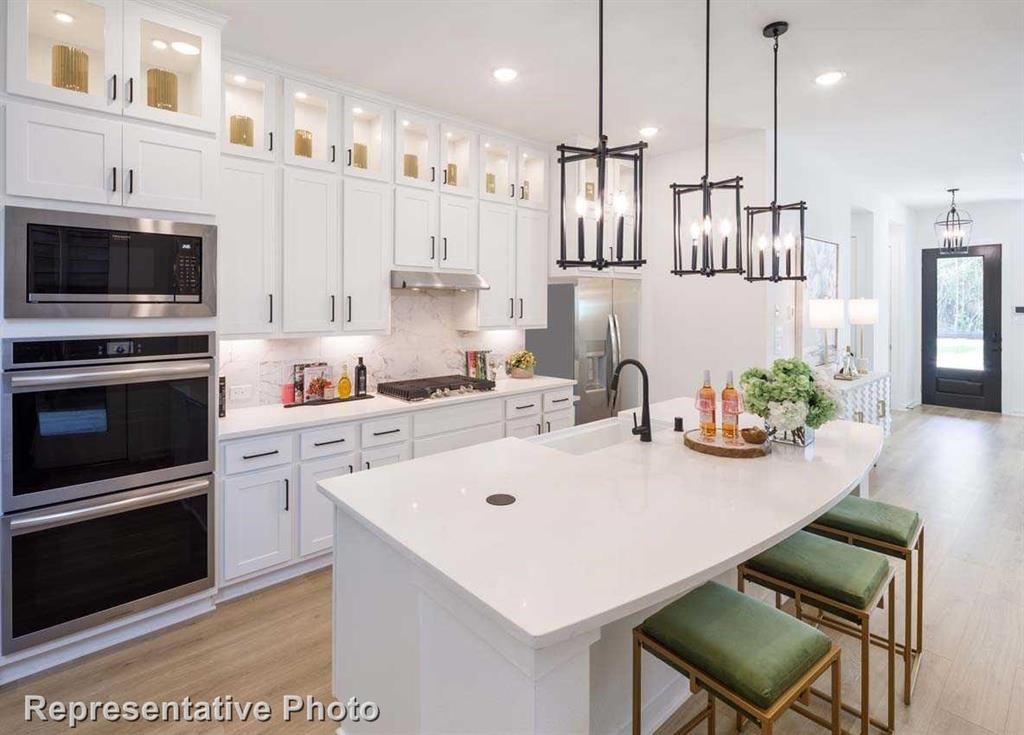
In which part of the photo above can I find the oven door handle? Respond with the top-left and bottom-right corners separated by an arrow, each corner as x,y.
7,360 -> 212,390
8,477 -> 212,534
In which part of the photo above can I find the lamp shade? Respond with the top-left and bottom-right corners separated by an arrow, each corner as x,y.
848,298 -> 879,326
808,298 -> 845,329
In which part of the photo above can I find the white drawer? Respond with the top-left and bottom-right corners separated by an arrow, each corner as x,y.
544,408 -> 575,433
300,423 -> 358,460
414,399 -> 503,438
223,434 -> 293,475
506,416 -> 542,439
414,422 -> 504,458
543,387 -> 574,413
505,393 -> 541,418
361,414 -> 411,448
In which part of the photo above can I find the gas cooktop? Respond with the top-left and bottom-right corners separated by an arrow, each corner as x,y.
376,375 -> 496,402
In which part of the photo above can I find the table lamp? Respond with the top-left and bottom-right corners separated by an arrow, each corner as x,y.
808,298 -> 845,368
848,298 -> 879,373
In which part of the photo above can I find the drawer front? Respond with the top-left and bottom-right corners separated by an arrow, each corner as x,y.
300,424 -> 359,460
543,387 -> 574,413
414,399 -> 504,438
223,434 -> 293,475
414,422 -> 504,458
361,414 -> 412,448
505,393 -> 541,419
544,408 -> 575,434
506,416 -> 542,439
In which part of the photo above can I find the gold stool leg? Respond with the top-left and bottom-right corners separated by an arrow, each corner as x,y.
861,618 -> 871,735
887,578 -> 896,732
632,633 -> 641,735
917,529 -> 925,659
736,711 -> 745,733
707,691 -> 717,735
831,655 -> 843,735
904,551 -> 913,705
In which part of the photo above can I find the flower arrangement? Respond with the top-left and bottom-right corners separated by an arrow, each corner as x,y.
739,358 -> 838,444
505,349 -> 536,378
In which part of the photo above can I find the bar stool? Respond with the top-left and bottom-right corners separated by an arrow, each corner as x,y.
738,531 -> 896,735
808,495 -> 924,704
633,581 -> 842,735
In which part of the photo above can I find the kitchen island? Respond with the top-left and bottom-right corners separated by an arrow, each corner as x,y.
318,402 -> 884,735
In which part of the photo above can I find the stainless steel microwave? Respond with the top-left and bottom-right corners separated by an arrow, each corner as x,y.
4,207 -> 216,318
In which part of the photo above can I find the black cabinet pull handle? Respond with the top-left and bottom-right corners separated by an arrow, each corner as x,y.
314,438 -> 346,447
112,166 -> 117,192
520,185 -> 525,199
112,73 -> 117,101
365,461 -> 371,470
547,421 -> 552,432
510,184 -> 516,198
519,298 -> 524,319
515,403 -> 535,410
243,449 -> 279,460
552,397 -> 569,403
443,237 -> 448,261
330,295 -> 336,322
373,428 -> 401,436
268,294 -> 273,323
442,169 -> 448,185
430,166 -> 436,182
430,235 -> 435,259
509,298 -> 514,319
128,169 -> 134,194
536,423 -> 542,434
128,77 -> 134,103
268,131 -> 274,151
348,464 -> 354,473
347,295 -> 352,322
284,478 -> 289,511
347,148 -> 352,166
331,145 -> 337,163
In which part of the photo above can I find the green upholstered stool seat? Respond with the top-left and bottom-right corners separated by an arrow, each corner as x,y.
814,495 -> 921,548
639,581 -> 832,711
745,531 -> 890,620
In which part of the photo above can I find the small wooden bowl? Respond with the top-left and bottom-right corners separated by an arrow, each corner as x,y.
741,427 -> 768,445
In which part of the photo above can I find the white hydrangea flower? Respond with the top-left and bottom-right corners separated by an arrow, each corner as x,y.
767,400 -> 808,431
813,368 -> 842,403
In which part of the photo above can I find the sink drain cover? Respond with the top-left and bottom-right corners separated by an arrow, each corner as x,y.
486,493 -> 516,506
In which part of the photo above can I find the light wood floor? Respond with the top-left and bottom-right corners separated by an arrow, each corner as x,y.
1,405 -> 1021,734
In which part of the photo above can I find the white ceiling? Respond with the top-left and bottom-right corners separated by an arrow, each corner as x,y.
199,0 -> 1024,207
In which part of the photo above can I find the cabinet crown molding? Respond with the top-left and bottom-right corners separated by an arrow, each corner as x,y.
137,0 -> 229,29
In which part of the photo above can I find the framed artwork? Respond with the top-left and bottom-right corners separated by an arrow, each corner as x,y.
795,236 -> 840,365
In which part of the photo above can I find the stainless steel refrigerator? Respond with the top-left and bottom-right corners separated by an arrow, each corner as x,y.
525,279 -> 641,425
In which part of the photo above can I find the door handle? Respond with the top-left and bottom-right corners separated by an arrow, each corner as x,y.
509,298 -> 514,319
348,464 -> 354,473
430,166 -> 436,182
430,235 -> 436,259
268,293 -> 273,323
442,168 -> 448,185
330,295 -> 336,322
243,449 -> 279,460
127,77 -> 134,103
128,169 -> 134,194
331,145 -> 337,163
112,166 -> 117,193
515,403 -> 535,410
520,185 -> 525,200
284,478 -> 290,511
112,73 -> 117,101
373,428 -> 401,436
365,461 -> 371,470
268,131 -> 274,151
536,423 -> 542,434
509,184 -> 515,198
443,237 -> 448,261
547,421 -> 551,432
314,438 -> 346,447
347,295 -> 352,322
518,298 -> 524,319
347,148 -> 352,166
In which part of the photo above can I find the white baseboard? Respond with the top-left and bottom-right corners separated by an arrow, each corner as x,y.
216,553 -> 331,603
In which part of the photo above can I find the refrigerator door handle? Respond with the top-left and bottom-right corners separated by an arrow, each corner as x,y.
607,313 -> 621,407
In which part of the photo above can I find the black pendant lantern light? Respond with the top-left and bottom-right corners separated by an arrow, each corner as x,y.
934,188 -> 972,254
744,21 -> 807,283
556,0 -> 647,271
670,0 -> 744,278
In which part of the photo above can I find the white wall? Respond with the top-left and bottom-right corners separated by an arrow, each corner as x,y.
903,199 -> 1024,415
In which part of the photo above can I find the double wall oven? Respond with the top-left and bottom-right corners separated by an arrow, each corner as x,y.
1,334 -> 216,654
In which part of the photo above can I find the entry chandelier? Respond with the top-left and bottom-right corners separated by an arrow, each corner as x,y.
557,0 -> 647,271
745,21 -> 807,283
934,188 -> 972,254
670,0 -> 743,278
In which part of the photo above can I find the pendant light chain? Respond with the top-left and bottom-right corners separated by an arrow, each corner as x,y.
773,30 -> 778,204
704,0 -> 710,179
598,0 -> 603,141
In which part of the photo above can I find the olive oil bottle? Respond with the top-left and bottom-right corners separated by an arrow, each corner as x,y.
337,364 -> 352,399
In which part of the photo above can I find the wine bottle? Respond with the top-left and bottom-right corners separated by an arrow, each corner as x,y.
721,370 -> 741,442
697,370 -> 716,440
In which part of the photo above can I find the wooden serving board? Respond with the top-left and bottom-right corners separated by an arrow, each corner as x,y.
683,429 -> 771,458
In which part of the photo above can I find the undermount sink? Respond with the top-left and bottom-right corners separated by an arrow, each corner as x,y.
528,416 -> 639,455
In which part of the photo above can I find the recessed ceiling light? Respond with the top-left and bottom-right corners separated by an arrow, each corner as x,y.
484,142 -> 490,148
232,74 -> 247,84
445,131 -> 452,139
53,11 -> 75,24
492,67 -> 518,83
814,70 -> 845,87
171,41 -> 200,56
352,106 -> 363,114
151,39 -> 168,50
294,91 -> 308,100
639,126 -> 659,138
401,119 -> 410,127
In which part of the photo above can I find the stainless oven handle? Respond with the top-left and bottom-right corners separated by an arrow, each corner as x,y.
9,477 -> 212,534
8,360 -> 212,389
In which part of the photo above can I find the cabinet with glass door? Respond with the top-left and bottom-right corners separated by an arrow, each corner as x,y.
516,145 -> 548,210
440,125 -> 476,197
395,111 -> 439,189
222,63 -> 276,160
479,135 -> 516,204
343,97 -> 392,182
284,78 -> 340,171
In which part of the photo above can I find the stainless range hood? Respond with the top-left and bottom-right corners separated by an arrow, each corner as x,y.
390,270 -> 490,291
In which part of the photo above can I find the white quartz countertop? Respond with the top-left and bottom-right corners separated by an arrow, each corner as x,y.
318,409 -> 884,649
217,375 -> 575,441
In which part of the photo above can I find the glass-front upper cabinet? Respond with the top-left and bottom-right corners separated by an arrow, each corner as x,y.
395,111 -> 439,189
6,0 -> 123,113
440,124 -> 476,197
222,63 -> 276,160
284,78 -> 339,171
344,97 -> 392,182
122,1 -> 220,132
479,136 -> 515,204
517,146 -> 548,210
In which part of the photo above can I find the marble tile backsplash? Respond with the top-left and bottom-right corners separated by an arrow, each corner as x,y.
219,290 -> 525,409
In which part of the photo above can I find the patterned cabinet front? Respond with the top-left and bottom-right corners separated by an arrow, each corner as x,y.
833,373 -> 892,436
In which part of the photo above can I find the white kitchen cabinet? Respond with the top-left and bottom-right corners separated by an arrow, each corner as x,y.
343,179 -> 391,332
222,62 -> 277,160
474,201 -> 516,327
440,124 -> 476,197
218,158 -> 277,335
438,195 -> 477,272
6,0 -> 123,114
122,0 -> 221,133
544,409 -> 575,433
362,442 -> 411,470
344,96 -> 392,182
5,103 -> 121,205
516,145 -> 548,210
121,122 -> 218,213
415,422 -> 504,458
284,78 -> 339,171
282,168 -> 340,333
479,135 -> 516,204
299,454 -> 355,557
223,466 -> 293,580
515,208 -> 549,328
394,186 -> 438,269
395,110 -> 438,189
506,415 -> 542,439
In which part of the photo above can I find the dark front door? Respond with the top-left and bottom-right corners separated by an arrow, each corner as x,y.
922,244 -> 1001,412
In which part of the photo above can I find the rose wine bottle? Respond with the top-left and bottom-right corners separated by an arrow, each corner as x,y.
697,370 -> 717,439
721,370 -> 741,442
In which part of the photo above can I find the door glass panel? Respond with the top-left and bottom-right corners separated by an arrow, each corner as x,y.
350,105 -> 385,175
11,377 -> 209,496
139,19 -> 202,117
399,117 -> 432,184
520,150 -> 546,203
935,256 -> 984,370
443,129 -> 472,192
483,141 -> 511,196
11,492 -> 208,639
224,73 -> 266,149
27,0 -> 107,100
292,89 -> 330,162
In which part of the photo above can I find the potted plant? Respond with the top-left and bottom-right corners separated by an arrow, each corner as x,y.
505,349 -> 536,379
739,358 -> 838,446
